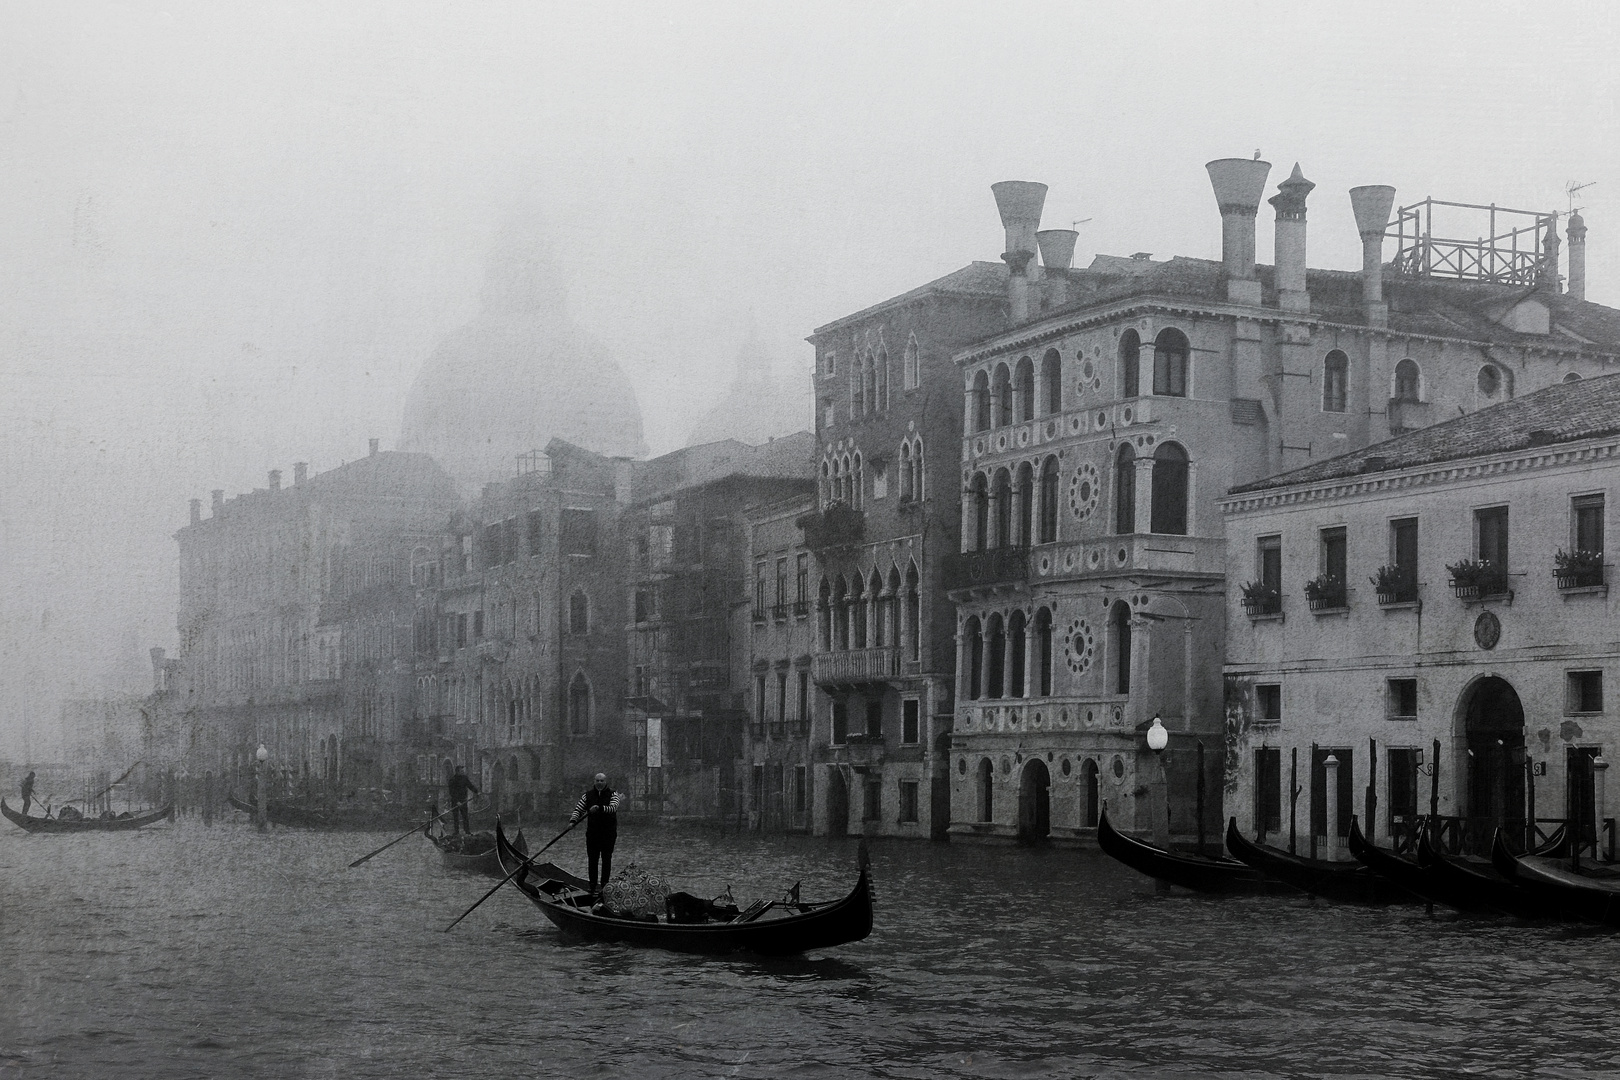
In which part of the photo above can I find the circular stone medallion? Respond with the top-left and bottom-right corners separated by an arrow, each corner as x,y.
1474,610 -> 1501,650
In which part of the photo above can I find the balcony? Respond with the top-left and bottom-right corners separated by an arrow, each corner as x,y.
826,734 -> 886,768
1304,576 -> 1347,613
1240,586 -> 1282,618
798,504 -> 865,551
1447,560 -> 1511,602
1372,567 -> 1420,606
943,546 -> 1030,593
792,599 -> 810,619
1553,552 -> 1606,593
813,646 -> 902,687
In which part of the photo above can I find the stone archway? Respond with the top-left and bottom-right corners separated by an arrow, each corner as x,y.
826,766 -> 849,837
1017,758 -> 1051,844
1457,675 -> 1526,852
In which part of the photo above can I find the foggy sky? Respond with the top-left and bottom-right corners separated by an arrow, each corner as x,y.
3,1 -> 1618,758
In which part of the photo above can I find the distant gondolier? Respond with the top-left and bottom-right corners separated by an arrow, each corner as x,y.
20,771 -> 36,816
570,773 -> 622,895
447,766 -> 479,835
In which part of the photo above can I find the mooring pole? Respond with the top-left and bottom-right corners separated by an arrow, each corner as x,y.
1310,742 -> 1319,861
1289,747 -> 1299,855
1195,740 -> 1206,857
1367,737 -> 1378,846
1429,737 -> 1441,844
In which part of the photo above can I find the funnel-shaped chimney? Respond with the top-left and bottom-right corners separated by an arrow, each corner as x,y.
1269,163 -> 1315,312
1568,212 -> 1587,301
1349,185 -> 1396,324
1037,229 -> 1078,271
1207,158 -> 1271,302
992,181 -> 1048,323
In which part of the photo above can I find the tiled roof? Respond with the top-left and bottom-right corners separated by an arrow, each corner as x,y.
810,262 -> 1008,336
1229,371 -> 1620,494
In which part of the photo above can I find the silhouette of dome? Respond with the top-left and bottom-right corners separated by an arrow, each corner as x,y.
400,217 -> 647,490
685,330 -> 809,447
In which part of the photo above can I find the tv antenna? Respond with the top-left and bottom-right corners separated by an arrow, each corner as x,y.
1566,180 -> 1596,214
1071,218 -> 1093,230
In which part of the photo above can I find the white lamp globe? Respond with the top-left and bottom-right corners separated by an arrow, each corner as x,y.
256,744 -> 269,762
1146,716 -> 1168,752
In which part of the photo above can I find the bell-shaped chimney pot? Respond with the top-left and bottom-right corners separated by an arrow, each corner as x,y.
1037,229 -> 1078,271
1206,158 -> 1271,301
1349,185 -> 1396,323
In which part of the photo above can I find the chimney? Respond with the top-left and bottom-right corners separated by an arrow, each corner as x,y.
1568,212 -> 1587,301
211,489 -> 225,518
368,438 -> 380,457
189,498 -> 202,526
269,469 -> 282,491
1349,185 -> 1396,327
991,181 -> 1048,323
1037,229 -> 1078,271
1540,222 -> 1562,291
1268,163 -> 1314,313
293,461 -> 308,485
1206,157 -> 1272,304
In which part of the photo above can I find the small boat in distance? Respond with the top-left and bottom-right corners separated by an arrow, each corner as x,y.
1225,817 -> 1416,905
493,822 -> 873,956
2,799 -> 173,834
429,825 -> 527,876
1096,806 -> 1288,895
227,794 -> 425,831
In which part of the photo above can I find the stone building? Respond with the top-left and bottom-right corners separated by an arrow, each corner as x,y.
1223,374 -> 1620,860
803,261 -> 1015,839
742,492 -> 818,831
942,162 -> 1620,845
621,436 -> 815,822
407,439 -> 633,816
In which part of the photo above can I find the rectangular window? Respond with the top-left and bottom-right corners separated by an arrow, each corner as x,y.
633,665 -> 645,697
797,672 -> 810,730
753,563 -> 767,621
1387,678 -> 1418,719
793,765 -> 807,815
776,673 -> 788,731
1388,517 -> 1419,600
460,534 -> 473,575
635,590 -> 651,623
863,777 -> 882,822
1320,526 -> 1347,584
472,610 -> 484,639
865,700 -> 883,740
1568,670 -> 1604,714
755,675 -> 768,726
1573,494 -> 1605,555
902,698 -> 920,745
1256,684 -> 1282,722
831,701 -> 847,745
872,461 -> 888,499
526,510 -> 544,555
455,613 -> 468,648
1251,535 -> 1282,614
775,558 -> 788,616
795,554 -> 809,615
560,508 -> 597,556
1475,506 -> 1509,569
898,780 -> 920,823
824,350 -> 837,378
1310,746 -> 1354,839
1255,747 -> 1281,836
1388,748 -> 1417,832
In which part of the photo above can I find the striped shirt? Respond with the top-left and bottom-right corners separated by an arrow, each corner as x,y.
571,787 -> 622,823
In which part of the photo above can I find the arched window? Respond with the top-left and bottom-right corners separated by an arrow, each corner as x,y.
912,439 -> 924,502
1038,456 -> 1059,544
992,364 -> 1013,427
568,672 -> 592,735
970,473 -> 989,552
1393,358 -> 1421,403
1034,607 -> 1053,697
1478,363 -> 1511,399
905,562 -> 920,663
1015,462 -> 1035,548
1150,442 -> 1189,535
904,335 -> 920,390
852,453 -> 864,510
1323,350 -> 1348,412
1564,371 -> 1584,383
1007,609 -> 1027,698
1015,356 -> 1035,423
820,460 -> 831,507
1119,330 -> 1141,398
863,354 -> 877,415
818,579 -> 832,650
884,567 -> 901,650
568,589 -> 589,635
899,443 -> 914,502
833,577 -> 849,650
987,613 -> 1006,700
966,616 -> 983,700
852,358 -> 865,417
992,469 -> 1012,549
1109,602 -> 1132,695
972,370 -> 991,432
870,568 -> 887,647
850,576 -> 867,648
1153,328 -> 1189,397
1114,444 -> 1137,534
1042,349 -> 1062,416
876,350 -> 889,412
978,758 -> 994,822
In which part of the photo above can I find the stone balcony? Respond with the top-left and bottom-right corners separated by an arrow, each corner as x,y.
824,734 -> 887,768
812,646 -> 902,688
943,546 -> 1030,593
956,696 -> 1133,736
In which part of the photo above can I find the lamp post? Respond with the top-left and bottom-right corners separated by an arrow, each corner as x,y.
1146,714 -> 1170,893
255,743 -> 269,831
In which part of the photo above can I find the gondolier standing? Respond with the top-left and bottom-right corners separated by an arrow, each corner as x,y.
20,770 -> 36,816
570,773 -> 622,895
447,765 -> 479,835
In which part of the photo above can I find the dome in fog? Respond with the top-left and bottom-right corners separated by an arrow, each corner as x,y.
400,218 -> 647,490
685,331 -> 809,447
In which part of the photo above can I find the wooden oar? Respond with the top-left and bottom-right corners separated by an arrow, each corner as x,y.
348,804 -> 461,868
442,819 -> 579,932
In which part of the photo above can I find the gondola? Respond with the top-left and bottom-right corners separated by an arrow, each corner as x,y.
429,825 -> 527,876
2,799 -> 173,834
1490,829 -> 1620,927
1224,817 -> 1416,905
493,822 -> 873,956
1347,817 -> 1486,912
1416,826 -> 1565,920
1096,806 -> 1289,894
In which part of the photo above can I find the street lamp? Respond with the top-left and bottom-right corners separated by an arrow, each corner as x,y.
1146,715 -> 1168,752
255,744 -> 269,831
1145,714 -> 1171,891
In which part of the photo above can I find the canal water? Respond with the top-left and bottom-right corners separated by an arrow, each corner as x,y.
3,816 -> 1618,1079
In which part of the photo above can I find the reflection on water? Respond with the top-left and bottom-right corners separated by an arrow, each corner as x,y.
3,817 -> 1619,1079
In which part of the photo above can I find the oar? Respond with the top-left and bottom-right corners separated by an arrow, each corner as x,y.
348,804 -> 461,868
442,819 -> 579,932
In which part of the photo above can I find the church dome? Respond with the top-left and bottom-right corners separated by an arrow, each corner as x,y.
400,219 -> 647,491
685,331 -> 810,447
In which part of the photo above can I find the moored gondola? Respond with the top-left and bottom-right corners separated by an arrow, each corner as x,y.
429,825 -> 527,876
1491,829 -> 1620,927
493,822 -> 873,955
1416,827 -> 1564,920
1348,817 -> 1486,912
1097,806 -> 1288,894
1225,817 -> 1417,905
2,799 -> 173,834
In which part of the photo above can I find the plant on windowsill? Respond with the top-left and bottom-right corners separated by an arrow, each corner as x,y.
1303,574 -> 1348,611
1370,564 -> 1419,605
1239,580 -> 1282,617
1446,558 -> 1509,600
1553,548 -> 1605,590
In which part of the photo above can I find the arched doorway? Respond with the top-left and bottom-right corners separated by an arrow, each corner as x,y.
1459,676 -> 1526,852
826,767 -> 849,837
1018,759 -> 1051,843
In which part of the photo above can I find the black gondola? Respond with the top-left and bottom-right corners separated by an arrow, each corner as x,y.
1348,817 -> 1487,912
1096,806 -> 1288,894
226,794 -> 424,831
429,825 -> 527,876
2,799 -> 173,834
492,822 -> 873,956
1224,817 -> 1417,905
1490,829 -> 1620,927
1416,826 -> 1565,920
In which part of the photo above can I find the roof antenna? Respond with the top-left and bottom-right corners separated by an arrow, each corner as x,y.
1071,217 -> 1093,230
1567,180 -> 1596,214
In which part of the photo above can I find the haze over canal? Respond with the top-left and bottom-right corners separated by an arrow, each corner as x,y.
4,819 -> 1619,1079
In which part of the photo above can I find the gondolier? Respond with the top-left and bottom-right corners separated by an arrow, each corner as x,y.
19,771 -> 36,816
569,773 -> 622,895
448,765 -> 479,835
